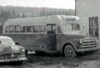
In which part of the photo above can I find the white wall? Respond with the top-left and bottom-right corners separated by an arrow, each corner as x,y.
76,0 -> 100,39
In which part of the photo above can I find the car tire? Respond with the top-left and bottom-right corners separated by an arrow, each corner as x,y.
25,50 -> 28,56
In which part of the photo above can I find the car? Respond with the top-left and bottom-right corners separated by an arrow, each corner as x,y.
0,36 -> 27,62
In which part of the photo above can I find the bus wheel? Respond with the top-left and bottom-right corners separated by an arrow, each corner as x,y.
64,45 -> 76,57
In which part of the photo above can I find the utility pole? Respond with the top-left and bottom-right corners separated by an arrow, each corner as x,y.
75,0 -> 77,16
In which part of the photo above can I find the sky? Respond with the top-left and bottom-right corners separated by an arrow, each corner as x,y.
0,0 -> 75,9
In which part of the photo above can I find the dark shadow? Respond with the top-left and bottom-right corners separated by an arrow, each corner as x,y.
0,61 -> 23,66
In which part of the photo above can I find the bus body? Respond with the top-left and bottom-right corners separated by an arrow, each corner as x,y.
3,15 -> 99,57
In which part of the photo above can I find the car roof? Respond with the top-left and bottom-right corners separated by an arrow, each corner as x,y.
0,36 -> 12,39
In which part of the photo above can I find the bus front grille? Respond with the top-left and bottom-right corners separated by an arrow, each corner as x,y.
81,41 -> 96,48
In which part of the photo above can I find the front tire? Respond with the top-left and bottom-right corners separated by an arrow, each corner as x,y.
64,45 -> 76,57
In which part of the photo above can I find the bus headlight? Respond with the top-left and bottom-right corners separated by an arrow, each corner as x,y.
95,39 -> 98,45
79,39 -> 83,44
95,39 -> 98,42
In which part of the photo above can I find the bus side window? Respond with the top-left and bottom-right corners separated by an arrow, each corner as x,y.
9,25 -> 15,32
47,24 -> 56,32
39,25 -> 46,32
5,26 -> 9,33
15,25 -> 21,32
21,26 -> 26,32
52,25 -> 56,31
33,25 -> 39,33
26,26 -> 33,32
47,25 -> 52,32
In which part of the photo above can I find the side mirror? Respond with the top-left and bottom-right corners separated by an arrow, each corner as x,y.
15,42 -> 20,45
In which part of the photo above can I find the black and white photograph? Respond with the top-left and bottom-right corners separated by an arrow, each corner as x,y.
0,0 -> 100,68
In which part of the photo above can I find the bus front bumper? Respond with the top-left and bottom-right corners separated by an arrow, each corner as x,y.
76,46 -> 100,52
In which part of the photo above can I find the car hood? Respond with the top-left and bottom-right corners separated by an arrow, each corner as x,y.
0,45 -> 24,56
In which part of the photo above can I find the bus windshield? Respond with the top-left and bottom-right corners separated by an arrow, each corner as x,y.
63,23 -> 80,33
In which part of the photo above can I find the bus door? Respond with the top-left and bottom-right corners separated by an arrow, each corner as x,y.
47,24 -> 56,51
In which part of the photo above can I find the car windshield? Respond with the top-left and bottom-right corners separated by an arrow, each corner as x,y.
1,38 -> 15,45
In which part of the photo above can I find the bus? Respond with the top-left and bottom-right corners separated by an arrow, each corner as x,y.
3,15 -> 99,57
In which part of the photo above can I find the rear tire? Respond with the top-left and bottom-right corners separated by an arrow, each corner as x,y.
64,45 -> 76,57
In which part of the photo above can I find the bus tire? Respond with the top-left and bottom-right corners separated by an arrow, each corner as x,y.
64,45 -> 76,57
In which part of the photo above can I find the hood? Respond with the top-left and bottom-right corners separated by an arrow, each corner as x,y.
0,45 -> 24,56
63,31 -> 86,35
63,31 -> 95,40
63,31 -> 86,37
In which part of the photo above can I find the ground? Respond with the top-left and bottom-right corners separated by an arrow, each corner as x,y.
1,50 -> 100,68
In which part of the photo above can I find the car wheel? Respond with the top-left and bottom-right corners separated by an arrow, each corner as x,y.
64,45 -> 76,57
25,50 -> 28,56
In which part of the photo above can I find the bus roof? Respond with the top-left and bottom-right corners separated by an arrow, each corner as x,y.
4,15 -> 79,26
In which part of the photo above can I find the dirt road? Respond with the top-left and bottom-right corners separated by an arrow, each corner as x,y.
1,50 -> 100,68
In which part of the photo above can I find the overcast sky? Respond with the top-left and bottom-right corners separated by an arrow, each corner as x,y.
0,0 -> 75,9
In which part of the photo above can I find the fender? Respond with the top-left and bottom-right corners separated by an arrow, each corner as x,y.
62,41 -> 77,53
